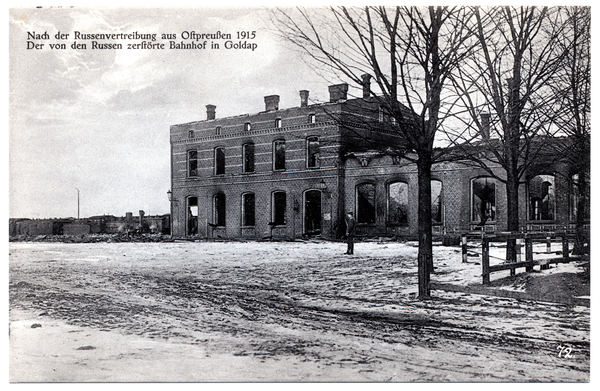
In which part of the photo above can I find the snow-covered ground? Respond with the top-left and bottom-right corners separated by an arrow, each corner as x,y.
8,240 -> 590,382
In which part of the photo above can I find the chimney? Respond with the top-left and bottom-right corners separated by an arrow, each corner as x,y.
206,104 -> 216,120
361,74 -> 372,98
481,113 -> 491,140
264,95 -> 280,111
299,90 -> 309,107
328,83 -> 348,102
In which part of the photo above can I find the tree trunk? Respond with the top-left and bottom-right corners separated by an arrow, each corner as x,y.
417,154 -> 433,299
505,169 -> 520,262
573,166 -> 589,255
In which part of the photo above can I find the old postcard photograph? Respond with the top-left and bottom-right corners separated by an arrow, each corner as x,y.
8,4 -> 592,383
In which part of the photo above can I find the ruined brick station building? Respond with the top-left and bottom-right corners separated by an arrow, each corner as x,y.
169,82 -> 585,240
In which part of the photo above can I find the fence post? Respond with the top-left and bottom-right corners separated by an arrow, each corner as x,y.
525,236 -> 533,272
562,235 -> 570,260
461,234 -> 468,263
482,237 -> 490,285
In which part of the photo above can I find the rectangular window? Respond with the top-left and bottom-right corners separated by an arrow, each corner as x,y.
357,183 -> 376,224
307,137 -> 319,168
274,140 -> 286,171
275,118 -> 282,128
188,150 -> 198,177
243,143 -> 255,173
242,193 -> 255,226
215,147 -> 225,175
272,192 -> 286,225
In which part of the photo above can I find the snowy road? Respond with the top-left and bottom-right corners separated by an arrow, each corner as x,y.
9,241 -> 590,382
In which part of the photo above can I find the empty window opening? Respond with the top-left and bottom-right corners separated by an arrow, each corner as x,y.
272,191 -> 286,225
188,150 -> 198,177
273,140 -> 286,171
529,174 -> 555,221
213,193 -> 226,226
242,193 -> 255,226
472,177 -> 496,224
307,137 -> 320,168
215,147 -> 225,175
431,180 -> 443,224
570,173 -> 590,221
187,197 -> 198,235
357,183 -> 376,224
243,143 -> 255,173
388,182 -> 408,226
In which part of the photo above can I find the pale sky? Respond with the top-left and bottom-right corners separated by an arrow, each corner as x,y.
9,6 -> 346,219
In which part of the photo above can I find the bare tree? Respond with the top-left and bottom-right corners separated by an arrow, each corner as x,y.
548,7 -> 591,254
448,6 -> 570,260
272,6 -> 473,298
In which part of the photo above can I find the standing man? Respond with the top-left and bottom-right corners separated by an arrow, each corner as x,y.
345,211 -> 356,255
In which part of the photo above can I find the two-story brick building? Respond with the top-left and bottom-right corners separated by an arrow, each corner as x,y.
169,81 -> 588,240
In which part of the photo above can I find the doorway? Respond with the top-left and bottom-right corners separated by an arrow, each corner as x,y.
304,190 -> 321,236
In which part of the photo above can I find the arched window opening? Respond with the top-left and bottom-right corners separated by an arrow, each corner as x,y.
213,193 -> 226,227
388,182 -> 408,226
242,193 -> 255,226
357,183 -> 376,224
472,177 -> 496,224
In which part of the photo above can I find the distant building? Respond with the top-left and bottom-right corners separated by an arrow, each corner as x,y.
169,81 -> 588,240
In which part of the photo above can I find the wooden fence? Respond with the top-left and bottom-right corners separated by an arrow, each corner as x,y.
461,232 -> 586,284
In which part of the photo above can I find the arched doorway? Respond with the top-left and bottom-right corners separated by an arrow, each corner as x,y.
304,190 -> 322,236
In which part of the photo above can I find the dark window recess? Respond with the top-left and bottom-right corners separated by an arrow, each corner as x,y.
214,193 -> 226,226
307,137 -> 319,168
357,183 -> 376,224
243,143 -> 255,173
243,193 -> 255,226
273,192 -> 286,225
188,150 -> 198,177
274,140 -> 286,170
215,147 -> 225,175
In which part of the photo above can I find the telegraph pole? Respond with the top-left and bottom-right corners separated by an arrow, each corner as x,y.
75,188 -> 80,221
